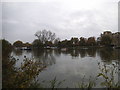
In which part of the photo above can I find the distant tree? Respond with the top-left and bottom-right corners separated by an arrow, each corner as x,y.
54,38 -> 60,46
87,37 -> 96,46
57,41 -> 62,47
66,40 -> 73,47
96,37 -> 101,46
13,40 -> 23,47
35,30 -> 56,44
32,39 -> 43,48
2,39 -> 12,54
60,39 -> 68,47
71,37 -> 79,46
45,41 -> 53,47
101,35 -> 112,46
79,37 -> 86,46
23,42 -> 32,47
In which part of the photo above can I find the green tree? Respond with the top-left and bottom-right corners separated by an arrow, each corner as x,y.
60,39 -> 68,47
66,40 -> 73,47
32,39 -> 43,48
54,38 -> 60,47
87,37 -> 96,46
23,42 -> 32,47
71,37 -> 79,46
2,39 -> 12,54
79,37 -> 86,46
101,35 -> 112,46
45,41 -> 53,47
13,40 -> 23,47
3,56 -> 46,88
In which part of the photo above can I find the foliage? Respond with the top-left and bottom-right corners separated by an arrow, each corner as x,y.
49,77 -> 65,88
2,39 -> 12,54
54,38 -> 60,46
75,62 -> 119,89
45,41 -> 53,47
101,35 -> 112,46
58,39 -> 68,47
79,37 -> 86,46
76,76 -> 96,88
87,37 -> 96,46
13,40 -> 23,47
32,31 -> 120,48
32,39 -> 44,48
97,62 -> 120,88
2,56 -> 46,88
71,37 -> 79,46
23,42 -> 32,47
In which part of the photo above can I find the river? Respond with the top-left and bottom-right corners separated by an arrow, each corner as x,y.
10,47 -> 119,88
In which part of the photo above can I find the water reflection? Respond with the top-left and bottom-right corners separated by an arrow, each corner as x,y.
12,49 -> 23,56
12,48 -> 120,65
86,48 -> 97,57
49,48 -> 119,63
59,48 -> 97,58
79,49 -> 87,58
32,49 -> 56,66
98,48 -> 120,62
9,48 -> 120,88
54,49 -> 62,57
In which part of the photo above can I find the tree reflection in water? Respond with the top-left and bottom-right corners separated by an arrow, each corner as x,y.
58,48 -> 97,58
11,48 -> 120,65
79,49 -> 87,58
58,48 -> 119,63
2,48 -> 120,87
32,48 -> 120,64
86,48 -> 97,57
32,49 -> 56,66
12,49 -> 23,56
98,48 -> 120,63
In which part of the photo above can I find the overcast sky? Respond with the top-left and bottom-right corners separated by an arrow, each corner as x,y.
2,0 -> 119,43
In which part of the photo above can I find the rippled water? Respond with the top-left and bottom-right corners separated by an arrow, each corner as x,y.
11,47 -> 119,88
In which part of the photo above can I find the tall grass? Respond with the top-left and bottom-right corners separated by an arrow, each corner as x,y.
97,62 -> 120,88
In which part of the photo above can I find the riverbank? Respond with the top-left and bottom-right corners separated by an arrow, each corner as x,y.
14,45 -> 120,51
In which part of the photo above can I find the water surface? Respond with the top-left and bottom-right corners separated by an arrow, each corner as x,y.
11,48 -> 119,88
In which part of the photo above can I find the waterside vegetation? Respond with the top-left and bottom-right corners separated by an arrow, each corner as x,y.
9,30 -> 120,50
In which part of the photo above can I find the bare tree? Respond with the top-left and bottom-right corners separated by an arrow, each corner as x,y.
35,29 -> 56,44
54,38 -> 60,45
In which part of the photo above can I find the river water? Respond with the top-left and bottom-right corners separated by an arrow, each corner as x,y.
11,47 -> 119,88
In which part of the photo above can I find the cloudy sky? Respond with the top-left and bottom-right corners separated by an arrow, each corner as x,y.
2,0 -> 119,43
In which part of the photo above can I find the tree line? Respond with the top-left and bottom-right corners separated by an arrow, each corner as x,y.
2,30 -> 120,49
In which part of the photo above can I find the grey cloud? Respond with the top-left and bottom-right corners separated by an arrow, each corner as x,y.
2,0 -> 119,43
